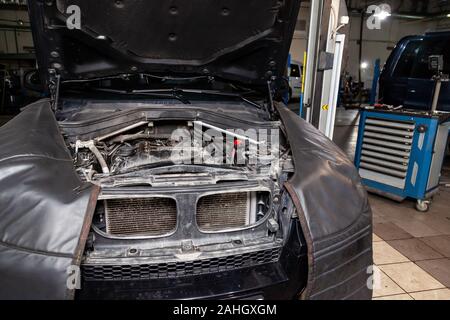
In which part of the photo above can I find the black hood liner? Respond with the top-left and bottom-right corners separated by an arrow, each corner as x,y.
28,0 -> 301,89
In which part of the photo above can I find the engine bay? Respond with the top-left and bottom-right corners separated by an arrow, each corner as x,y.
66,117 -> 293,187
56,104 -> 297,284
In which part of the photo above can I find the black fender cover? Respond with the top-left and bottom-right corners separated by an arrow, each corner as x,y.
0,100 -> 99,299
276,104 -> 373,300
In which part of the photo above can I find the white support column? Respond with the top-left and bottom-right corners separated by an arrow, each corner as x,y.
321,34 -> 345,139
317,0 -> 348,139
303,0 -> 323,123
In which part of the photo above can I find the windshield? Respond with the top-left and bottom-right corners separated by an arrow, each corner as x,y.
59,73 -> 268,111
393,37 -> 450,79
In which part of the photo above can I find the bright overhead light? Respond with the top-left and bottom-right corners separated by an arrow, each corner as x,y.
374,10 -> 391,20
447,13 -> 450,18
361,62 -> 369,69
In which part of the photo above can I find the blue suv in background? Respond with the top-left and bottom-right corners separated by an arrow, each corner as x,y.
379,31 -> 450,112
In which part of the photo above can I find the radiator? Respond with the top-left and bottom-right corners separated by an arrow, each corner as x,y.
197,192 -> 255,231
105,198 -> 177,236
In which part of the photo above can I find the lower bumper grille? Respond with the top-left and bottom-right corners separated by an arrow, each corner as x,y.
82,248 -> 281,281
105,198 -> 177,237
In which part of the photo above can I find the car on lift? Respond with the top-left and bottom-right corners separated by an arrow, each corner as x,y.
379,31 -> 450,111
0,0 -> 372,300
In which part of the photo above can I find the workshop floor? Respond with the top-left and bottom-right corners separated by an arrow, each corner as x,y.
330,106 -> 450,300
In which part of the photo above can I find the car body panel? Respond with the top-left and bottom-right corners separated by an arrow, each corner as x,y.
0,1 -> 373,300
380,32 -> 450,111
0,100 -> 373,300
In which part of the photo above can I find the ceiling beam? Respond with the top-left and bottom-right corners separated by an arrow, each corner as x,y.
0,4 -> 28,11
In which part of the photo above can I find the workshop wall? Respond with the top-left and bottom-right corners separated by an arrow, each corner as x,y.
0,9 -> 32,55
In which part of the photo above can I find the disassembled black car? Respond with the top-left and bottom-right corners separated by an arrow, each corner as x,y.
0,0 -> 372,300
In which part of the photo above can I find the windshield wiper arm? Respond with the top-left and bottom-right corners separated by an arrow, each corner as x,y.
88,87 -> 191,104
132,88 -> 263,110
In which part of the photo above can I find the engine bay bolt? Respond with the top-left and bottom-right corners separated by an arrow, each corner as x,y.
181,240 -> 194,252
267,218 -> 279,233
221,7 -> 230,16
52,62 -> 62,69
168,33 -> 177,42
128,248 -> 138,255
114,0 -> 124,8
169,6 -> 178,15
232,239 -> 243,245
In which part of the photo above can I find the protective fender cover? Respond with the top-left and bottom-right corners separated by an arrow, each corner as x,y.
0,100 -> 99,299
276,104 -> 373,300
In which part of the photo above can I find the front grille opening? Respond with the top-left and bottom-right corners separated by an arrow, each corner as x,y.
100,197 -> 177,237
82,247 -> 281,281
196,191 -> 270,232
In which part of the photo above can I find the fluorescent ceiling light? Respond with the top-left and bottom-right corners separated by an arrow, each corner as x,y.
374,11 -> 391,20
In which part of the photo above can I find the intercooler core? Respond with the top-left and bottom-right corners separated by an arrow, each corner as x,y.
105,198 -> 177,236
197,191 -> 268,232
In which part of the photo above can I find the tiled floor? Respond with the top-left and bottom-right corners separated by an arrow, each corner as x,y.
323,106 -> 450,300
371,194 -> 450,300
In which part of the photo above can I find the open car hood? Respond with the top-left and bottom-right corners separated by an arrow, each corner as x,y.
28,0 -> 301,90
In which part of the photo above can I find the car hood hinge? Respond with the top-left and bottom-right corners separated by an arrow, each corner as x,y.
48,69 -> 61,111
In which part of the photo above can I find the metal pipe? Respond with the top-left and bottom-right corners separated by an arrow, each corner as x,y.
95,121 -> 149,142
75,140 -> 110,174
194,121 -> 263,145
358,10 -> 364,107
303,0 -> 324,123
431,78 -> 442,114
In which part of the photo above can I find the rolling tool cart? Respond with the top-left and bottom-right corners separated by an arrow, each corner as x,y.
355,55 -> 450,211
354,109 -> 450,211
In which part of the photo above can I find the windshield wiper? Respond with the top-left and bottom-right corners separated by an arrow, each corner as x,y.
132,88 -> 263,110
87,87 -> 191,104
61,73 -> 211,84
61,73 -> 264,109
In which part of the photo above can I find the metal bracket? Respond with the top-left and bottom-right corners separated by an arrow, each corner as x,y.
48,69 -> 61,111
318,51 -> 335,71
